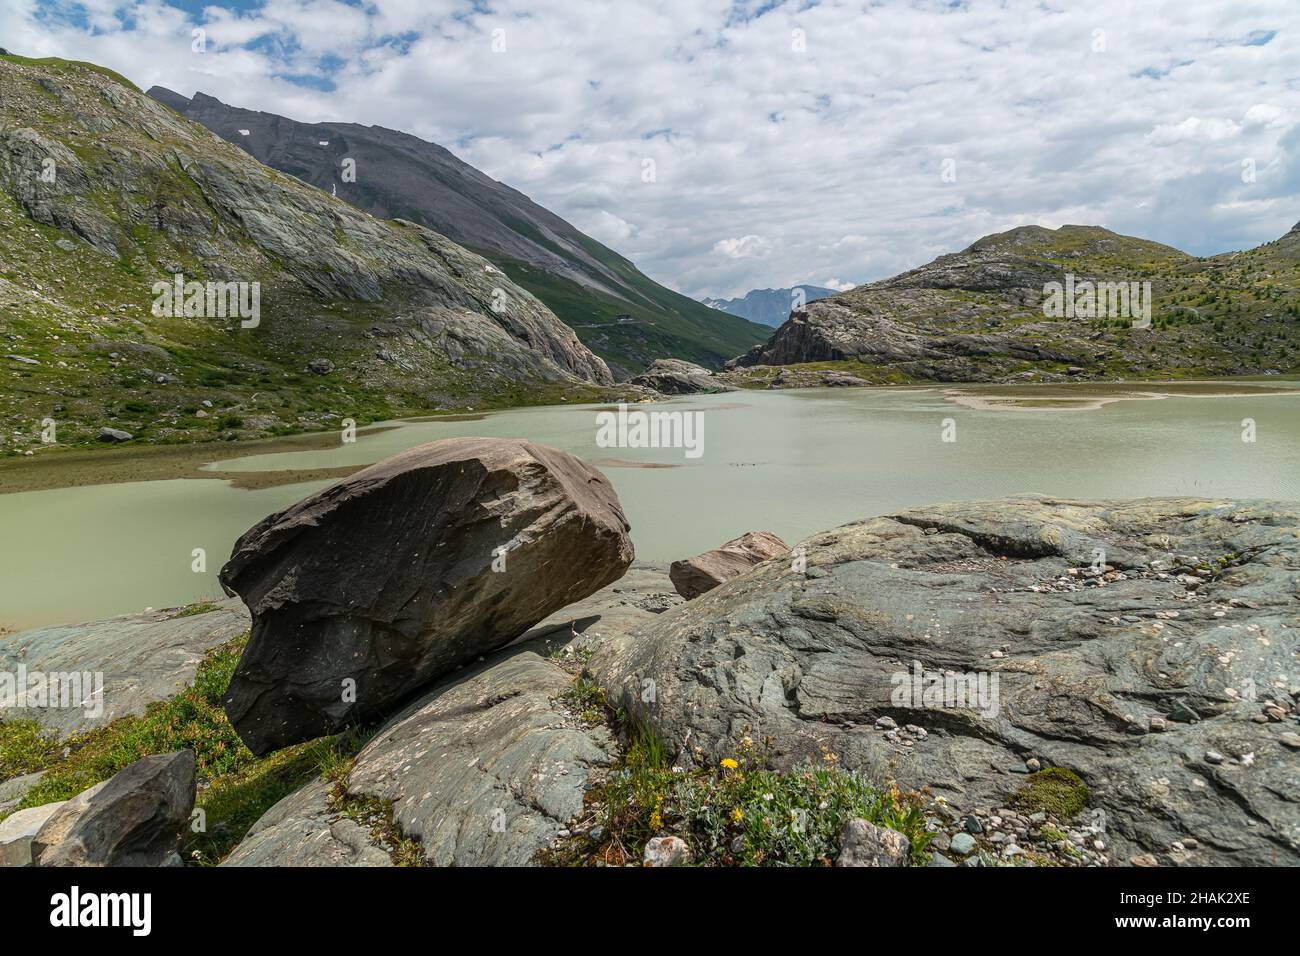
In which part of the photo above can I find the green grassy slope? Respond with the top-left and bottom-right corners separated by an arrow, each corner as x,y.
497,240 -> 769,375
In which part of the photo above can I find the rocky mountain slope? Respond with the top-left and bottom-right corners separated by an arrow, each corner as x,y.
728,224 -> 1300,384
147,88 -> 768,377
703,284 -> 838,326
0,54 -> 618,453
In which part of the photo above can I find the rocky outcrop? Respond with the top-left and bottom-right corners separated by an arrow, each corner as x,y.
36,751 -> 195,866
629,359 -> 735,395
220,438 -> 634,754
518,564 -> 682,646
344,635 -> 616,866
221,780 -> 392,868
731,301 -> 1084,381
28,781 -> 107,862
728,223 -> 1300,382
0,772 -> 44,815
592,497 -> 1300,866
0,599 -> 249,735
669,531 -> 788,599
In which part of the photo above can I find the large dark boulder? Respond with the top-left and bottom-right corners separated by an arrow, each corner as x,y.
220,437 -> 634,754
592,497 -> 1300,866
36,751 -> 195,867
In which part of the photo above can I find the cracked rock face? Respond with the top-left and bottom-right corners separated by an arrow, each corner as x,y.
591,496 -> 1300,866
220,437 -> 634,755
344,636 -> 615,866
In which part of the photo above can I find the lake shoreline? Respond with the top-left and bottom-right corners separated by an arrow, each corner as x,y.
3,382 -> 1299,632
3,377 -> 1299,495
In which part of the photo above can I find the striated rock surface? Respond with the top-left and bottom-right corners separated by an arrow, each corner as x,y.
344,635 -> 616,866
0,599 -> 249,735
29,781 -> 108,862
220,437 -> 634,754
669,531 -> 788,599
0,772 -> 44,815
629,359 -> 735,395
519,563 -> 681,641
221,571 -> 678,868
592,496 -> 1300,866
221,780 -> 392,868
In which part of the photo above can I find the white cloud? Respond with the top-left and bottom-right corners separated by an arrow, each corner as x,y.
1243,103 -> 1286,128
582,209 -> 638,245
713,235 -> 773,260
7,0 -> 1299,299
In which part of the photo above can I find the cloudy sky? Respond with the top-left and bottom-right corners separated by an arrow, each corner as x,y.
4,0 -> 1298,298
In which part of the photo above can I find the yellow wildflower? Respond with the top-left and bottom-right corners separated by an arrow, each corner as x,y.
730,807 -> 744,823
720,758 -> 739,770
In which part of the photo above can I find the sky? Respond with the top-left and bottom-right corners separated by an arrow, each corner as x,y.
4,0 -> 1298,299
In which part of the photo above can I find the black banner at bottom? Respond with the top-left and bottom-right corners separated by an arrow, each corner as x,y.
0,864 -> 1280,942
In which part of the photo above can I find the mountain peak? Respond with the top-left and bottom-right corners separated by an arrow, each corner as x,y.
148,88 -> 767,375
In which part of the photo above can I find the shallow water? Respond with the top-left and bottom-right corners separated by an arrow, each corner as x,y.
3,383 -> 1299,631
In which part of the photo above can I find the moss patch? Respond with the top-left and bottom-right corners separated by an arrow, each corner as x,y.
1012,767 -> 1089,819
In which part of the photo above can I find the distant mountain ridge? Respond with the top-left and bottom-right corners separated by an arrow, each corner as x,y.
703,285 -> 840,326
148,88 -> 767,377
727,223 -> 1300,383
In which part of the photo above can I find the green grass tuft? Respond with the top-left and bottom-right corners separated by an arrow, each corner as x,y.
543,716 -> 931,867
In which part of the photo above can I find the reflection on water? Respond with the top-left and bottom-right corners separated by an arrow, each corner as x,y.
4,384 -> 1299,630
